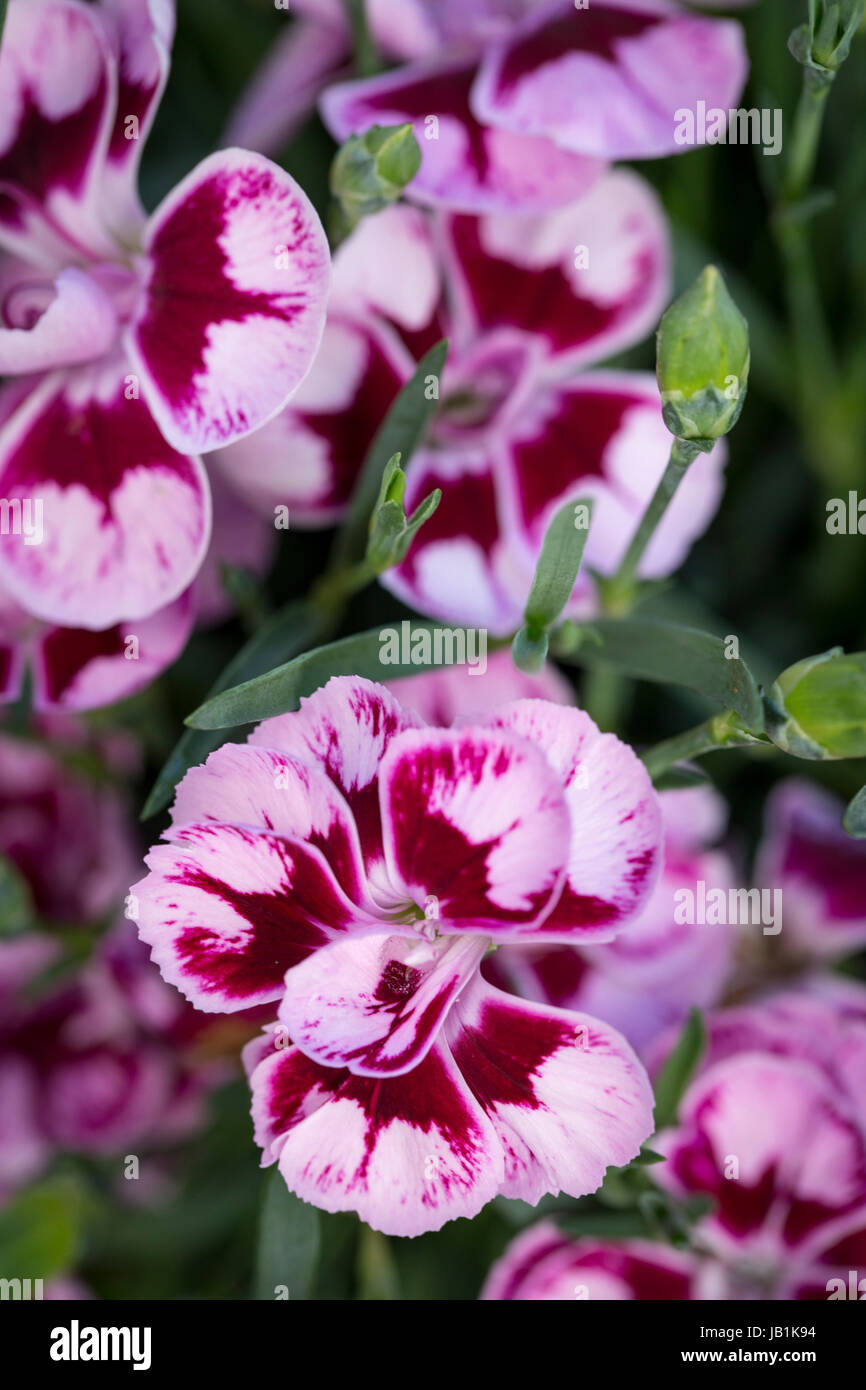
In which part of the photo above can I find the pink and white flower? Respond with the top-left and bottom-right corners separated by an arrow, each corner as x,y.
219,184 -> 726,631
755,778 -> 866,963
320,0 -> 749,213
481,1219 -> 696,1299
487,784 -> 737,1055
0,924 -> 216,1199
134,676 -> 661,1234
652,984 -> 866,1300
0,0 -> 329,636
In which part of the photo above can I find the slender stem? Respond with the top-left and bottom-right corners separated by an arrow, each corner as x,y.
641,720 -> 721,781
611,438 -> 699,596
641,711 -> 763,781
782,77 -> 830,203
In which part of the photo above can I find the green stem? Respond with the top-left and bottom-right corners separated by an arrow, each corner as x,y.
610,438 -> 700,597
641,711 -> 762,781
641,720 -> 720,782
782,76 -> 830,203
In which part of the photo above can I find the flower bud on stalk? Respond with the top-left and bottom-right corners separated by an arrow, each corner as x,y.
765,648 -> 866,759
657,265 -> 750,447
330,123 -> 421,232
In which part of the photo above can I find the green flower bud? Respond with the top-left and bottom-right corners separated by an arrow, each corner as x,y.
765,648 -> 866,759
330,123 -> 422,225
789,0 -> 866,86
656,265 -> 750,443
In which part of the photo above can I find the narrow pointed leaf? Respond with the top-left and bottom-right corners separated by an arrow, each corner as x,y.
255,1170 -> 320,1302
188,622 -> 495,729
142,601 -> 326,818
556,617 -> 764,730
332,340 -> 448,568
653,1008 -> 706,1131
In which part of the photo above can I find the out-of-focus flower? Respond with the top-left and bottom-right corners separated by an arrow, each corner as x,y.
651,983 -> 866,1300
481,1219 -> 697,1299
386,647 -> 572,724
316,0 -> 748,213
134,676 -> 661,1234
0,1 -> 328,648
487,784 -> 736,1055
485,981 -> 866,1300
755,779 -> 866,963
0,731 -> 138,923
0,574 -> 194,712
219,187 -> 728,632
0,924 -> 215,1199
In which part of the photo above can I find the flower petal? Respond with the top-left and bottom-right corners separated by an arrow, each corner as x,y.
321,57 -> 603,214
167,742 -> 369,907
214,315 -> 410,526
279,931 -> 486,1077
442,169 -> 669,366
134,823 -> 368,1012
98,0 -> 176,240
385,647 -> 573,727
223,14 -> 349,159
0,360 -> 211,629
654,1053 -> 866,1255
380,725 -> 569,933
0,268 -> 117,375
331,203 -> 440,331
481,1220 -> 695,1300
0,0 -> 116,260
477,700 -> 662,938
381,444 -> 527,635
128,148 -> 330,454
474,0 -> 748,160
756,779 -> 866,961
248,676 -> 423,881
247,1035 -> 504,1235
500,371 -> 726,592
448,977 -> 653,1203
33,590 -> 193,711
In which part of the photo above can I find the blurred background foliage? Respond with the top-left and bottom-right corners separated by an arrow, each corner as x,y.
2,0 -> 865,1300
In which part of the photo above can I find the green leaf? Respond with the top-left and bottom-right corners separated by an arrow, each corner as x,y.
633,1148 -> 667,1166
255,1169 -> 320,1302
331,340 -> 448,569
0,853 -> 36,938
652,765 -> 710,791
142,601 -> 325,818
843,785 -> 866,838
0,1176 -> 85,1281
521,497 -> 593,640
188,622 -> 492,729
555,1210 -> 655,1240
653,1008 -> 706,1131
555,617 -> 764,730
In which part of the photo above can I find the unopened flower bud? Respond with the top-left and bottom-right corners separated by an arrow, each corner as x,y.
656,265 -> 750,443
765,648 -> 866,759
330,123 -> 421,225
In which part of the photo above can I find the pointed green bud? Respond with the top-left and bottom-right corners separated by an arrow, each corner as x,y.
656,266 -> 750,444
789,0 -> 866,86
765,648 -> 866,759
330,123 -> 422,225
365,454 -> 440,574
